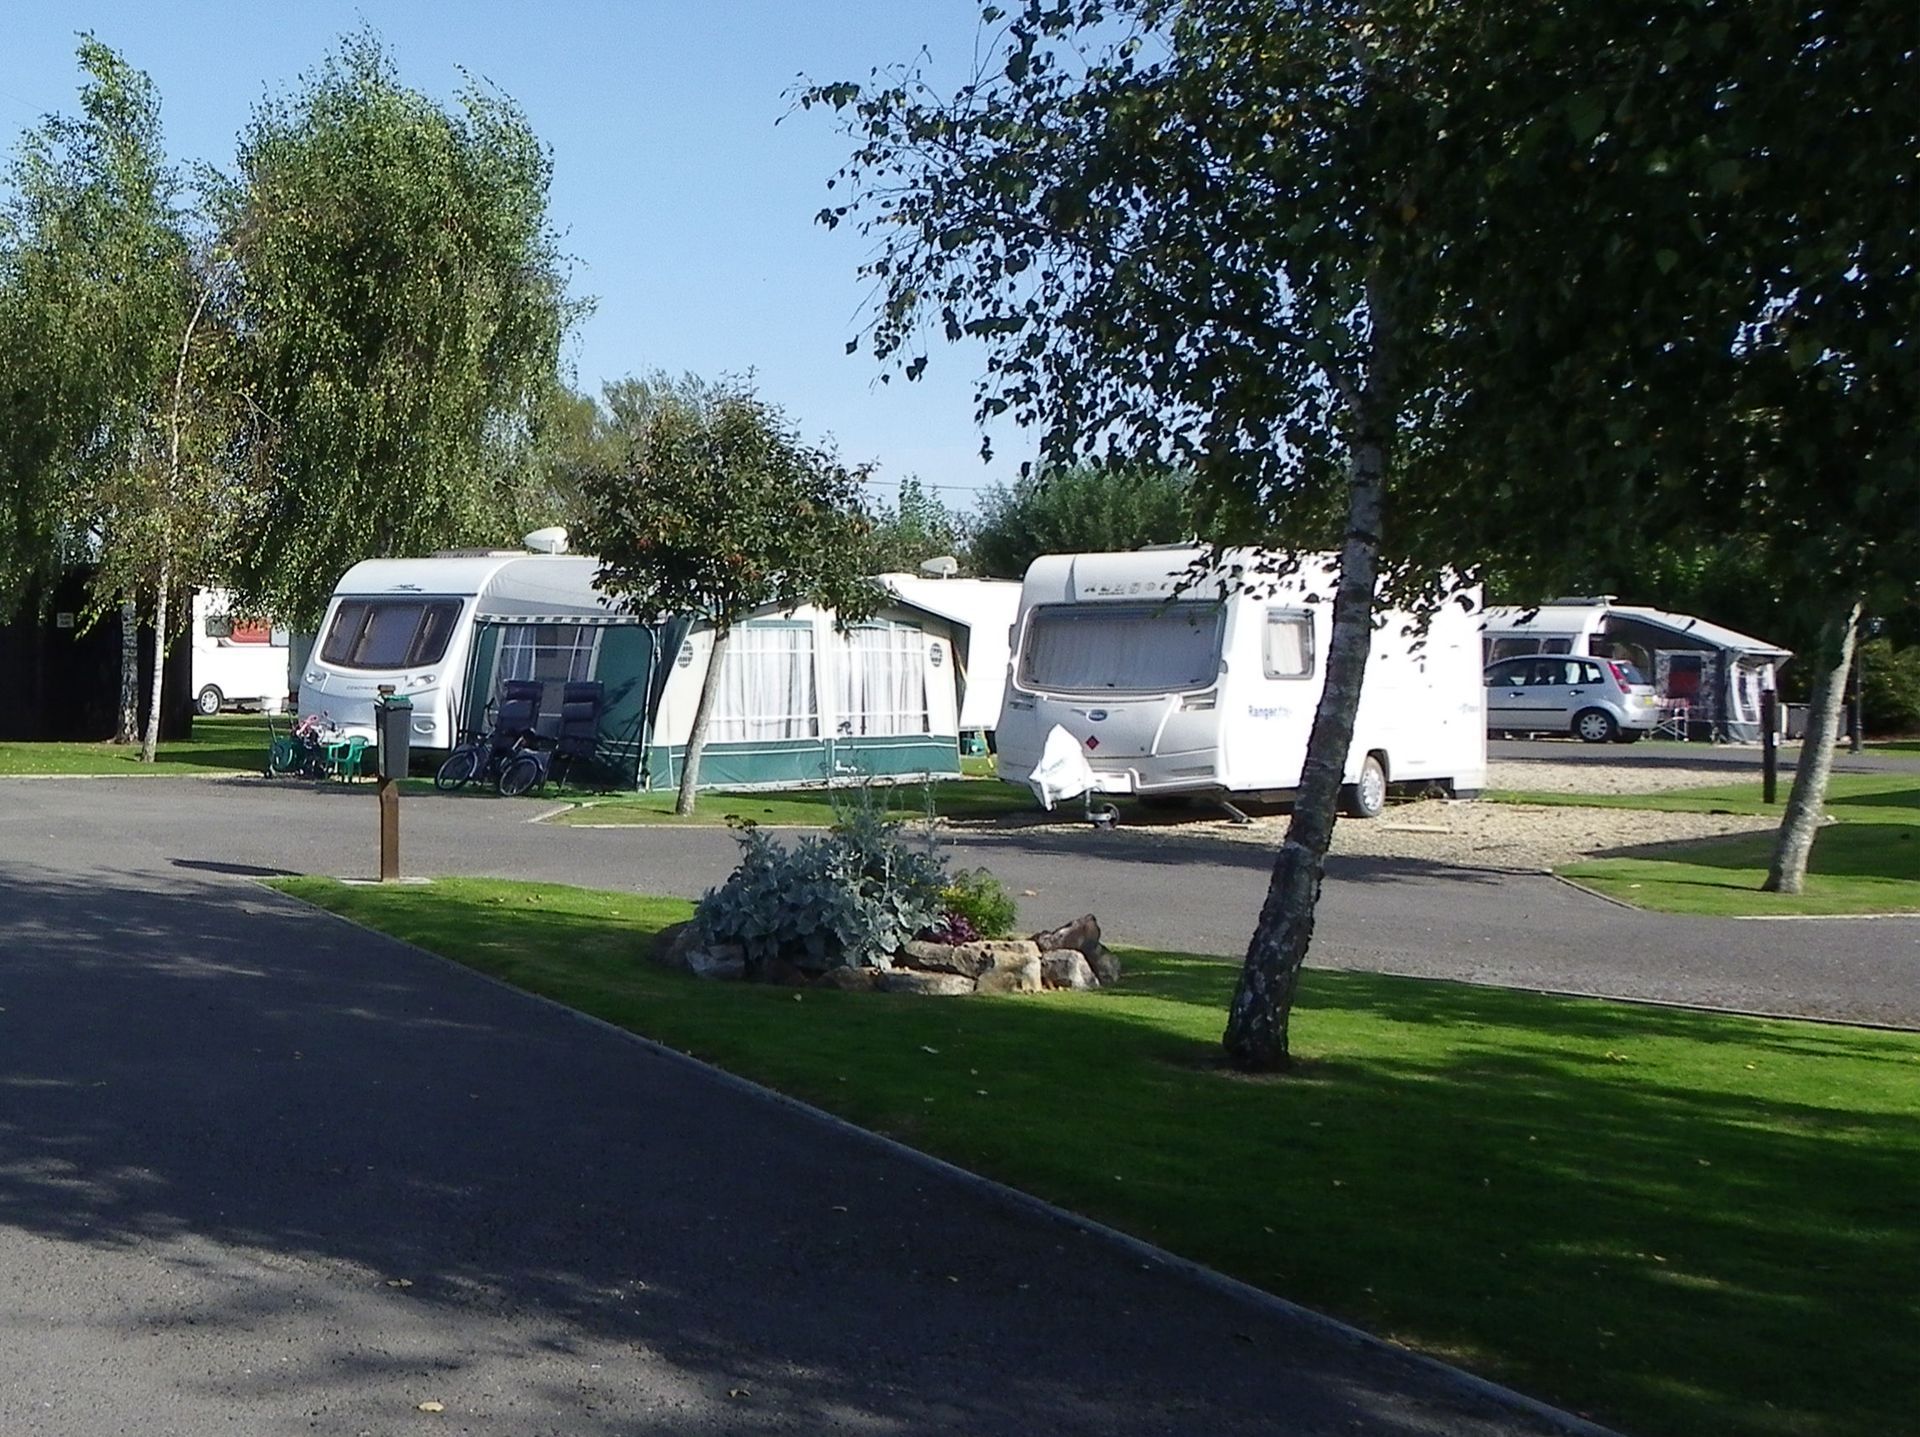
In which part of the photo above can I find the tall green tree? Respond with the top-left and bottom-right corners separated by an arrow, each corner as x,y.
809,1 -> 1512,1070
1414,1 -> 1916,894
968,462 -> 1191,579
576,379 -> 880,814
0,38 -> 236,753
216,32 -> 575,629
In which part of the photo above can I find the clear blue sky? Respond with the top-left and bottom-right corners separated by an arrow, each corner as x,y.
0,1 -> 1023,511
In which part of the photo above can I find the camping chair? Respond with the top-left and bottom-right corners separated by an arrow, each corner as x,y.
324,733 -> 370,780
491,680 -> 545,760
549,680 -> 606,789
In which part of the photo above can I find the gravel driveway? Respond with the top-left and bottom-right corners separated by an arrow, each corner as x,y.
977,758 -> 1777,872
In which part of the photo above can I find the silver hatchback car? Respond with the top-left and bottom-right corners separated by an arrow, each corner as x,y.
1484,654 -> 1662,743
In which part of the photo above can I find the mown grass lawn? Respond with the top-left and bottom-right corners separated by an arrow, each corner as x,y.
544,775 -> 1036,826
278,874 -> 1919,1437
0,714 -> 271,776
1492,774 -> 1920,915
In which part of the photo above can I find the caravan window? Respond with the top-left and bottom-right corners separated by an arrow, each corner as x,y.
1263,610 -> 1315,679
712,622 -> 819,742
320,599 -> 461,669
838,623 -> 930,736
1020,602 -> 1224,692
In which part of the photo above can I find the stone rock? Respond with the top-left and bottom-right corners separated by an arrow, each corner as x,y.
975,955 -> 1042,994
1039,950 -> 1096,990
880,969 -> 977,997
686,943 -> 746,982
815,966 -> 882,992
972,939 -> 1043,962
652,919 -> 703,970
1029,915 -> 1102,960
1086,944 -> 1122,987
899,939 -> 992,978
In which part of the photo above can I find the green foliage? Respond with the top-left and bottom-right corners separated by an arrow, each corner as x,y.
216,31 -> 574,628
863,476 -> 971,575
0,39 -> 200,618
576,374 -> 879,631
968,462 -> 1191,579
697,809 -> 947,971
1860,639 -> 1920,737
938,867 -> 1019,939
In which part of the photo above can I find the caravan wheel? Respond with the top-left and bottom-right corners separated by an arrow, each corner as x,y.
195,685 -> 224,717
1340,755 -> 1389,819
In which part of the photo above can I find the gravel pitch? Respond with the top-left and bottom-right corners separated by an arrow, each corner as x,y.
985,759 -> 1773,873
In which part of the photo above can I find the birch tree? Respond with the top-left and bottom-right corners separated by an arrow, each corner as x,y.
805,0 -> 1497,1069
0,39 -> 204,748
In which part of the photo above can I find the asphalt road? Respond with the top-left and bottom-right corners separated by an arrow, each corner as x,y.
15,776 -> 1918,1026
0,778 -> 1602,1436
1489,735 -> 1918,775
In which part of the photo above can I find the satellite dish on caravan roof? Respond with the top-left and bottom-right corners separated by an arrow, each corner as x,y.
522,526 -> 570,555
919,555 -> 959,578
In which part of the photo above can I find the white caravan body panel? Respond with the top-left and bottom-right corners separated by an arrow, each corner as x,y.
299,554 -> 612,748
995,549 -> 1486,800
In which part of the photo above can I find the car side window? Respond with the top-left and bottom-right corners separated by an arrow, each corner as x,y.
1578,661 -> 1603,684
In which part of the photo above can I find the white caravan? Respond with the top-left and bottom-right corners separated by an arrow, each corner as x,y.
300,551 -> 612,749
191,590 -> 291,715
995,548 -> 1487,814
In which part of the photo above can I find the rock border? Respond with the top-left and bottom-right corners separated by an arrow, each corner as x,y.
655,913 -> 1122,995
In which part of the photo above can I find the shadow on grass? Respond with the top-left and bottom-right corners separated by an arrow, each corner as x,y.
279,876 -> 1919,1437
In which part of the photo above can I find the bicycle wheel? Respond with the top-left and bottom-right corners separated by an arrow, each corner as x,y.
497,752 -> 544,797
436,746 -> 483,791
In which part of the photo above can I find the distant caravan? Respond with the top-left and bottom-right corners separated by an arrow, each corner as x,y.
993,548 -> 1487,817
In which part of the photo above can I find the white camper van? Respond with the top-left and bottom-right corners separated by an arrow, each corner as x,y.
191,590 -> 291,715
995,548 -> 1486,815
300,550 -> 613,750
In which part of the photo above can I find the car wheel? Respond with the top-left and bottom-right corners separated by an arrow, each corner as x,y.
435,748 -> 482,791
498,753 -> 544,797
1340,754 -> 1388,818
1573,708 -> 1618,744
195,685 -> 223,717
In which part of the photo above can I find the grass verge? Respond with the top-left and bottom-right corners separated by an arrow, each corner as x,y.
545,776 -> 1035,826
1491,774 -> 1920,915
0,714 -> 272,776
277,874 -> 1918,1437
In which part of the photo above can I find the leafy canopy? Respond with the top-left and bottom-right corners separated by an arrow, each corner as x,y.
216,31 -> 575,628
576,376 -> 881,631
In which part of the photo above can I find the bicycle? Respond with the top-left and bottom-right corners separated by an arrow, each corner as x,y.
434,680 -> 546,796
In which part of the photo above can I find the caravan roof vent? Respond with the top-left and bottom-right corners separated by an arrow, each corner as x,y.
523,526 -> 570,555
1545,595 -> 1616,606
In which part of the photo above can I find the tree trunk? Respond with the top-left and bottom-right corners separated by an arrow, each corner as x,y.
1222,402 -> 1388,1072
675,623 -> 731,816
1763,598 -> 1861,895
116,597 -> 140,743
140,564 -> 170,763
